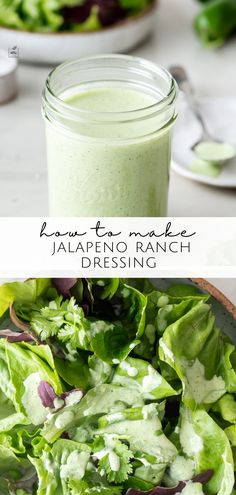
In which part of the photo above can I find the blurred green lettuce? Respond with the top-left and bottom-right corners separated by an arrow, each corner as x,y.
0,0 -> 152,32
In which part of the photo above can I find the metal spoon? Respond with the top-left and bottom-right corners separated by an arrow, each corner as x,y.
169,65 -> 236,162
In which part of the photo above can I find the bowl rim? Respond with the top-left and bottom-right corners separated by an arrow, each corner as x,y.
192,278 -> 236,320
0,0 -> 157,37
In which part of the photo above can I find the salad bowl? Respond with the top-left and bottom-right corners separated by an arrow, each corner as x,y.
0,277 -> 235,495
159,277 -> 236,342
0,3 -> 157,65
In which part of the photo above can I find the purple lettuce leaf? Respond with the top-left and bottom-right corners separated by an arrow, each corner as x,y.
126,470 -> 214,495
95,0 -> 125,26
0,329 -> 34,342
192,470 -> 214,485
126,483 -> 186,495
38,381 -> 84,410
62,1 -> 91,23
38,381 -> 57,408
62,0 -> 125,27
52,278 -> 93,315
52,278 -> 78,298
8,304 -> 41,343
82,279 -> 94,315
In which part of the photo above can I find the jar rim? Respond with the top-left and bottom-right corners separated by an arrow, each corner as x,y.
43,54 -> 177,125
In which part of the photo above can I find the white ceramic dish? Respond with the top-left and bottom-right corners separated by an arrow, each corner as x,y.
0,3 -> 157,65
0,49 -> 18,103
172,95 -> 236,188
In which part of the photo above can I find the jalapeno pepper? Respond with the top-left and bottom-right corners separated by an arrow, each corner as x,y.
194,0 -> 236,47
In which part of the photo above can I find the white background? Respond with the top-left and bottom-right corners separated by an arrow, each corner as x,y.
208,278 -> 236,305
0,217 -> 236,278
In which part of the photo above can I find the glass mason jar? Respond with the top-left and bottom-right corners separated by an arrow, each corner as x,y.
42,55 -> 177,217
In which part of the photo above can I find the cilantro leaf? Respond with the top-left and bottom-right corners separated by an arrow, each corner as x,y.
30,296 -> 90,350
94,436 -> 133,484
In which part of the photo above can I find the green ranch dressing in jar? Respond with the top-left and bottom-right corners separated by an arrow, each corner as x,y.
42,55 -> 177,217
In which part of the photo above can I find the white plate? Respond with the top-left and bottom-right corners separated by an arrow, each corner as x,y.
172,95 -> 236,188
0,3 -> 157,65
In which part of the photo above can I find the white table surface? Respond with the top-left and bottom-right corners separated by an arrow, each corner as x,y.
0,0 -> 236,217
207,279 -> 236,306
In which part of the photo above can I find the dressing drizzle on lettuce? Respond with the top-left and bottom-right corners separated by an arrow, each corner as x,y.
0,278 -> 235,495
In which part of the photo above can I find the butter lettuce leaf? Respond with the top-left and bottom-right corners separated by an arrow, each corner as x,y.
30,439 -> 91,495
31,437 -> 121,494
0,340 -> 62,425
178,406 -> 234,495
69,480 -> 122,495
159,301 -> 236,408
0,279 -> 51,318
133,287 -> 208,360
212,394 -> 236,424
97,403 -> 177,484
88,355 -> 113,387
91,278 -> 120,300
42,383 -> 144,442
0,444 -> 33,494
112,356 -> 180,399
54,352 -> 90,391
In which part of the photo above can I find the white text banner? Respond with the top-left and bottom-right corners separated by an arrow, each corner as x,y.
0,217 -> 235,278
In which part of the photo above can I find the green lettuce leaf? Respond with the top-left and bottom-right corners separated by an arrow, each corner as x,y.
0,343 -> 16,403
165,283 -> 210,300
0,279 -> 51,317
112,357 -> 180,399
177,406 -> 234,495
88,281 -> 147,363
133,286 -> 208,360
0,0 -> 27,29
118,0 -> 150,12
42,383 -> 144,442
159,301 -> 236,408
30,439 -> 91,495
0,340 -> 62,425
91,278 -> 120,300
97,403 -> 177,484
54,353 -> 90,391
0,423 -> 34,456
69,480 -> 122,495
0,444 -> 33,493
88,355 -> 113,387
32,437 -> 122,494
0,0 -> 85,32
0,387 -> 17,422
225,425 -> 236,447
212,393 -> 236,424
